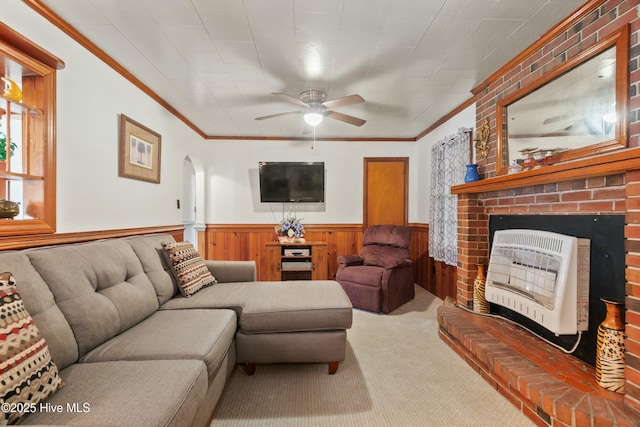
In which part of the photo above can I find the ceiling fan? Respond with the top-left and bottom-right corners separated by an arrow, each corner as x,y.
255,90 -> 366,127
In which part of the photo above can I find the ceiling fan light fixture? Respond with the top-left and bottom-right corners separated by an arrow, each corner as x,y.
304,112 -> 323,126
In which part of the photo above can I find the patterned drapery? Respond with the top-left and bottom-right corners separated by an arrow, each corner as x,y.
429,128 -> 471,266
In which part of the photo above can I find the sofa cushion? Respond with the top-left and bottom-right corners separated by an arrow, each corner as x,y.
126,233 -> 179,304
162,241 -> 217,297
0,273 -> 63,425
0,251 -> 78,369
79,309 -> 236,382
25,239 -> 160,358
238,281 -> 353,333
161,281 -> 353,334
19,359 -> 208,427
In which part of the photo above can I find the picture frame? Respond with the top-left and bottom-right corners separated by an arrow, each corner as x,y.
118,114 -> 161,183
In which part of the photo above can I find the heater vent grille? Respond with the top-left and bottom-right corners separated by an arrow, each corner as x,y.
487,245 -> 561,310
485,229 -> 590,335
493,231 -> 565,256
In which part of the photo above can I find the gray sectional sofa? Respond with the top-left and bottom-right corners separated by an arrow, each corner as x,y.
0,233 -> 352,426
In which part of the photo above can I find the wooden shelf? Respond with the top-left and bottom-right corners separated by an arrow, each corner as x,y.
0,95 -> 43,115
0,24 -> 59,235
0,171 -> 43,180
452,147 -> 640,194
265,241 -> 328,281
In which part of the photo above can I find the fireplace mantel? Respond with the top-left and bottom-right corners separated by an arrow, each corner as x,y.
451,147 -> 640,195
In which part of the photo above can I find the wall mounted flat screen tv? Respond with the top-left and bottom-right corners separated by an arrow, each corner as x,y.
259,162 -> 325,203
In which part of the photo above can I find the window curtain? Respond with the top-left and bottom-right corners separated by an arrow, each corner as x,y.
429,127 -> 471,266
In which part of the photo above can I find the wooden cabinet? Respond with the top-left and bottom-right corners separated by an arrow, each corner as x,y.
430,258 -> 457,300
0,22 -> 64,236
265,241 -> 328,281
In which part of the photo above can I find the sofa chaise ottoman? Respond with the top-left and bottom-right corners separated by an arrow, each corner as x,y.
162,279 -> 352,374
0,233 -> 352,426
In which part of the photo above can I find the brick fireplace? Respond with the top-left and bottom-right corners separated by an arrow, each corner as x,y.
441,173 -> 639,425
437,0 -> 640,425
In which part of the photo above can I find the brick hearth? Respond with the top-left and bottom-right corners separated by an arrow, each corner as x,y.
437,304 -> 640,426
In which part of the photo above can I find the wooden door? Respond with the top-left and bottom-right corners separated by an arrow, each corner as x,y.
364,158 -> 408,228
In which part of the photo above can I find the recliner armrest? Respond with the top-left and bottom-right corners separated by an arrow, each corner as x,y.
204,260 -> 256,282
337,254 -> 364,266
382,258 -> 413,269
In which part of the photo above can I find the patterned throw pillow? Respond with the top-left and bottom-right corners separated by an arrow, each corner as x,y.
162,241 -> 217,297
0,272 -> 63,424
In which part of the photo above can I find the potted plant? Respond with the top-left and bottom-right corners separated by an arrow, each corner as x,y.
0,131 -> 16,167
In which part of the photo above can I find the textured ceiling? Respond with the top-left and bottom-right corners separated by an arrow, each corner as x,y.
36,0 -> 585,139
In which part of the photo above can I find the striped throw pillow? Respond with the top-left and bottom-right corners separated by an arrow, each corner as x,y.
0,272 -> 63,424
162,241 -> 217,297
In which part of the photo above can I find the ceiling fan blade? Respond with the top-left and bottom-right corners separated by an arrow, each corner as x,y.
272,93 -> 309,107
321,94 -> 365,109
255,111 -> 301,121
325,110 -> 366,127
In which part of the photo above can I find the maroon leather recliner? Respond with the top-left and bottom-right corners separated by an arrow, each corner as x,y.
336,225 -> 414,313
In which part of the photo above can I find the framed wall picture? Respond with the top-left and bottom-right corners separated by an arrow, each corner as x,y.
118,114 -> 161,183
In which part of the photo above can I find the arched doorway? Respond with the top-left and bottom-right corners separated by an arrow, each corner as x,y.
183,155 -> 206,255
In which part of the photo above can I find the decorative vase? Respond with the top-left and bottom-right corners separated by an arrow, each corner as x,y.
464,164 -> 480,183
595,298 -> 626,393
473,264 -> 489,314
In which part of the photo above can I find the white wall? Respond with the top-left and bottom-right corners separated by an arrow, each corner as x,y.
5,1 -> 206,233
4,2 -> 474,232
205,139 -> 417,224
415,105 -> 476,223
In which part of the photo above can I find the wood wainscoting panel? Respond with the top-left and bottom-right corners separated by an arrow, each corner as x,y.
207,225 -> 276,281
301,224 -> 363,280
0,225 -> 184,251
205,224 -> 363,281
432,259 -> 457,301
409,223 -> 430,291
205,223 -> 429,285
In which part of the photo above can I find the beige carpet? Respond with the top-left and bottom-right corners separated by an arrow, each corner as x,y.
210,286 -> 535,427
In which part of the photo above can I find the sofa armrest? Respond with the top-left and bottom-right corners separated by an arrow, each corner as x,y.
204,260 -> 256,283
337,254 -> 364,266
